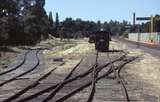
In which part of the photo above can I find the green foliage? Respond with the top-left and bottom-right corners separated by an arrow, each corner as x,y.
54,12 -> 59,37
0,0 -> 19,17
0,17 -> 9,45
59,18 -> 98,39
48,11 -> 56,36
154,15 -> 160,32
0,0 -> 50,45
97,20 -> 101,30
23,2 -> 49,44
59,18 -> 131,39
0,0 -> 21,45
48,11 -> 54,26
103,20 -> 131,36
0,0 -> 159,45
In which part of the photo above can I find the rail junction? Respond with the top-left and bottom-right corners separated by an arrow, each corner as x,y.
0,39 -> 159,102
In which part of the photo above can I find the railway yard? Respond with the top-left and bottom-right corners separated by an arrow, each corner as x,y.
0,38 -> 160,102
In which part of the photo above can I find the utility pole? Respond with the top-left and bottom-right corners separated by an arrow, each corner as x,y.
133,13 -> 140,48
150,15 -> 154,33
137,25 -> 141,48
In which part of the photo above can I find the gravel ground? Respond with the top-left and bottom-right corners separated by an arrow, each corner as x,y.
43,38 -> 160,101
113,38 -> 160,99
1,38 -> 160,101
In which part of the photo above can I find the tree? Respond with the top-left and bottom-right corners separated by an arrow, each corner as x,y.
0,0 -> 19,17
0,0 -> 21,45
54,12 -> 59,37
0,0 -> 50,45
48,11 -> 55,35
23,0 -> 49,44
154,15 -> 160,32
0,17 -> 9,45
97,20 -> 101,30
48,11 -> 54,26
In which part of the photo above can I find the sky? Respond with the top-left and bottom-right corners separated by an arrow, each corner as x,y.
45,0 -> 160,23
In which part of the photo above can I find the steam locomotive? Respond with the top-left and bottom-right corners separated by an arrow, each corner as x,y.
89,30 -> 111,52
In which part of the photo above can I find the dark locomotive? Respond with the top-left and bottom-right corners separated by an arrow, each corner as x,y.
89,30 -> 111,52
88,34 -> 96,43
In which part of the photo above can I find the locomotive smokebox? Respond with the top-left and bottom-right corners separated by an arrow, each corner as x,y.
95,30 -> 110,52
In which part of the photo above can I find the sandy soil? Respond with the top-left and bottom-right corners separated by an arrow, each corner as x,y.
112,40 -> 160,98
44,38 -> 160,99
43,38 -> 95,76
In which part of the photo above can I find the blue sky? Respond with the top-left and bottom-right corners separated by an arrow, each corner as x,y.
45,0 -> 160,23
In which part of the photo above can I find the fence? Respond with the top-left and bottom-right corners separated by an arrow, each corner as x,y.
128,32 -> 160,44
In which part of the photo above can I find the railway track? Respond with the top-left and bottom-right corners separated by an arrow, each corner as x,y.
0,49 -> 137,102
0,51 -> 30,76
0,50 -> 40,87
107,52 -> 130,102
55,56 -> 136,102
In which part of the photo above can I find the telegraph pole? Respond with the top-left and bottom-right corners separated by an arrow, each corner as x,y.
133,13 -> 140,48
137,25 -> 141,48
150,15 -> 154,33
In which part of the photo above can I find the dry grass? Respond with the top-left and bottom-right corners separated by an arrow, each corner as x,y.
43,38 -> 94,59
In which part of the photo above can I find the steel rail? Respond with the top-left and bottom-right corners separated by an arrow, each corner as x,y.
0,50 -> 30,76
55,56 -> 137,102
41,58 -> 84,102
17,54 -> 126,102
0,50 -> 40,87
